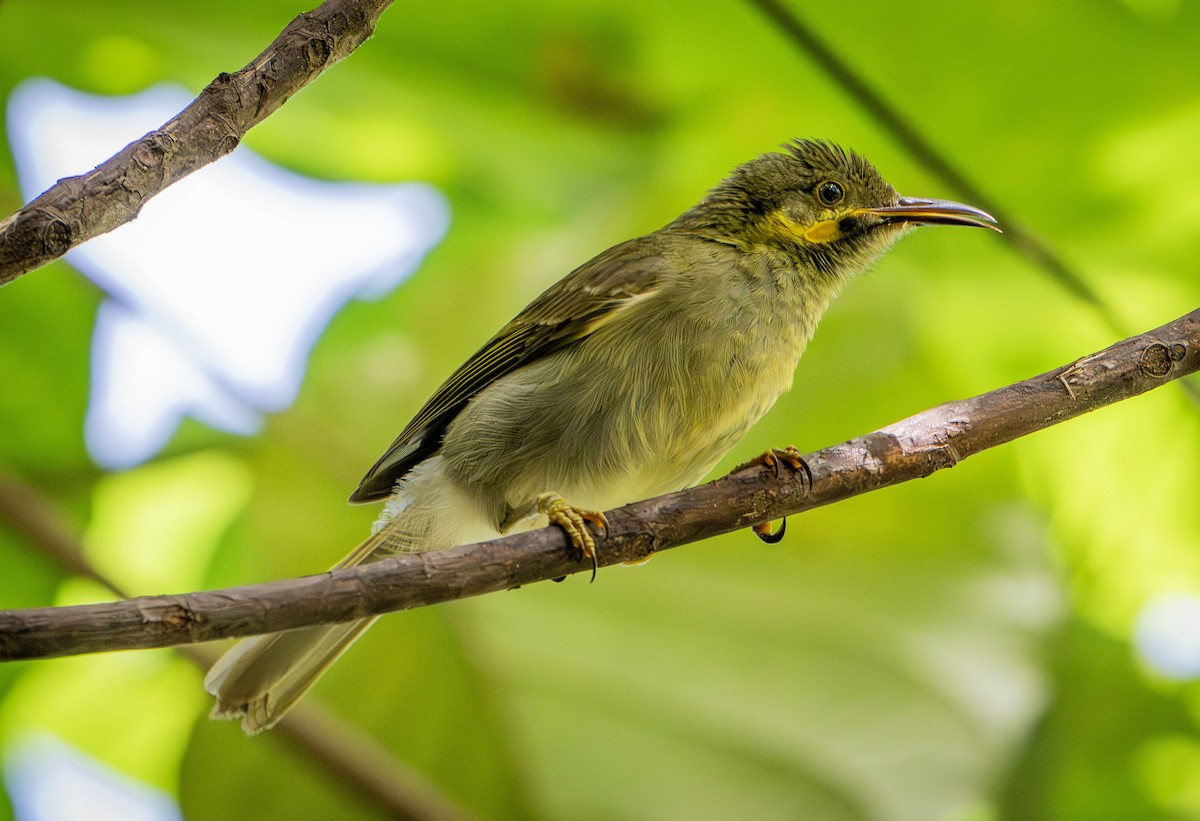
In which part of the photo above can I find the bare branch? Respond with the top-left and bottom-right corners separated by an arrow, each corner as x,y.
268,698 -> 478,821
0,471 -> 121,592
0,0 -> 393,287
1,306 -> 1197,659
0,470 -> 474,821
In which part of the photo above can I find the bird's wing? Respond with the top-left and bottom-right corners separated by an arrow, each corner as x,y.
349,234 -> 677,503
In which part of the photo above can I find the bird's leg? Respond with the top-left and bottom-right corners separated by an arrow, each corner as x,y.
536,492 -> 609,581
736,445 -> 811,544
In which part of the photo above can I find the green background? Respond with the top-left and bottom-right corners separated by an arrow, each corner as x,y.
1,0 -> 1200,818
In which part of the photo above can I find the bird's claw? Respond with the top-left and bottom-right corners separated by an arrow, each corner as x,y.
763,445 -> 812,489
752,518 -> 787,544
739,444 -> 813,494
740,445 -> 811,544
537,492 -> 608,582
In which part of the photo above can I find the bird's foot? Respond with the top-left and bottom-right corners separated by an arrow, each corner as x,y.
536,492 -> 609,581
737,445 -> 811,544
737,444 -> 810,481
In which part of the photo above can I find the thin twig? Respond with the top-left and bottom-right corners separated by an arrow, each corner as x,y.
744,0 -> 1113,318
745,0 -> 1200,407
0,469 -> 474,821
0,0 -> 394,286
0,472 -> 121,592
3,306 -> 1196,658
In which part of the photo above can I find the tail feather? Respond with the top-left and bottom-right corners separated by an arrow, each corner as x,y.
205,618 -> 376,734
204,523 -> 397,734
204,456 -> 502,733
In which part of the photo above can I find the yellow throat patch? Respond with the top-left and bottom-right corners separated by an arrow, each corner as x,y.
767,210 -> 844,245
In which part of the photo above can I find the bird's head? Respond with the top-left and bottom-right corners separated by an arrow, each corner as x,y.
674,139 -> 998,282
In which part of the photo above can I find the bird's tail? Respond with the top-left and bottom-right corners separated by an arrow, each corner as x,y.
205,458 -> 497,733
203,525 -> 392,734
204,617 -> 376,734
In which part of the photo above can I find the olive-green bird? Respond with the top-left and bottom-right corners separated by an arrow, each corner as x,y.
205,139 -> 998,732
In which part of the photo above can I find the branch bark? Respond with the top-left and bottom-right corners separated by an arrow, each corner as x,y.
2,306 -> 1198,660
0,0 -> 393,287
0,468 -> 475,821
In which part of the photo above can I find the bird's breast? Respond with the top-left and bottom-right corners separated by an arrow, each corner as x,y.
546,262 -> 814,504
441,247 -> 826,520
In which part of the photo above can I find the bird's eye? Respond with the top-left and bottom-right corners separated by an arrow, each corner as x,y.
817,181 -> 844,206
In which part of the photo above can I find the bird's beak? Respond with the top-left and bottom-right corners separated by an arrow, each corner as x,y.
857,197 -> 1001,232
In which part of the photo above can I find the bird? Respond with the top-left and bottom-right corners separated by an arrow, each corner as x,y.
204,139 -> 998,733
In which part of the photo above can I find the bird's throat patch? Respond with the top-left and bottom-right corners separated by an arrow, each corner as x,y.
769,210 -> 844,245
802,219 -> 842,244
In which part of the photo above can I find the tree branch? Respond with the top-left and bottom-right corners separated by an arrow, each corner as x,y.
2,306 -> 1197,659
0,467 -> 474,821
0,0 -> 393,287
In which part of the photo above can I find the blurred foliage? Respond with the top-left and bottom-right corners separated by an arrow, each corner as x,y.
1,0 -> 1199,819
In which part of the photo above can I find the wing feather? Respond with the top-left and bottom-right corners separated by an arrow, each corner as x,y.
349,234 -> 674,502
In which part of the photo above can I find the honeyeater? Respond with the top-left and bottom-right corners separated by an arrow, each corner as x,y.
205,139 -> 998,733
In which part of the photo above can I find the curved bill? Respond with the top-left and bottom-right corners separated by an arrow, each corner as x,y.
857,197 -> 1001,231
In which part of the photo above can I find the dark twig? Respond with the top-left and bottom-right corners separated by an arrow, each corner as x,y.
744,0 -> 1114,319
0,472 -> 121,592
745,0 -> 1200,407
0,0 -> 393,287
3,306 -> 1196,658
